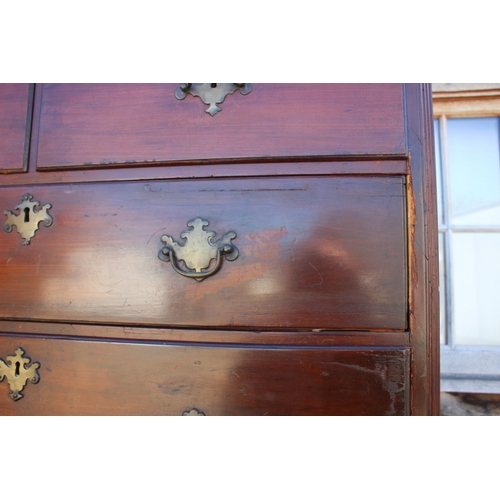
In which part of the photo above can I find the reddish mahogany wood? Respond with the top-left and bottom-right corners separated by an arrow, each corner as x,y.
0,83 -> 439,415
405,84 -> 440,415
0,321 -> 410,346
0,176 -> 406,330
35,84 -> 406,169
0,335 -> 409,416
0,84 -> 32,173
5,158 -> 408,186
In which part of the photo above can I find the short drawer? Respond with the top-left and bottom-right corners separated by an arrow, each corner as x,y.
36,84 -> 406,170
0,84 -> 32,173
0,336 -> 409,415
0,175 -> 407,330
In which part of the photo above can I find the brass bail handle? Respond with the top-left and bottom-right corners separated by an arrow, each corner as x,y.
161,243 -> 235,281
158,218 -> 239,282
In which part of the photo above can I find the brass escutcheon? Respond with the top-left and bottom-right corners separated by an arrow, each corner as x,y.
158,218 -> 238,281
3,193 -> 53,245
182,408 -> 205,416
175,83 -> 251,116
0,348 -> 40,401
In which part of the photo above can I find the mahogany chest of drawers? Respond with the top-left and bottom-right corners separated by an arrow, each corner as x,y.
0,83 -> 439,415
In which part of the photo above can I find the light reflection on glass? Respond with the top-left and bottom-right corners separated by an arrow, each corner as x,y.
448,117 -> 500,225
452,232 -> 500,345
438,233 -> 446,344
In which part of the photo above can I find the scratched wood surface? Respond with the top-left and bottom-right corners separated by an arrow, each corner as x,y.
405,84 -> 440,415
0,176 -> 406,330
0,84 -> 31,172
35,84 -> 406,169
0,335 -> 409,415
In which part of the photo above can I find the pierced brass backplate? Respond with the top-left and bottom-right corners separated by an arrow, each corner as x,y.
175,83 -> 252,116
3,194 -> 53,245
182,408 -> 205,416
159,218 -> 238,281
0,348 -> 40,401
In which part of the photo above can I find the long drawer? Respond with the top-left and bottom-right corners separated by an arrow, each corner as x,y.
0,175 -> 406,330
0,335 -> 409,415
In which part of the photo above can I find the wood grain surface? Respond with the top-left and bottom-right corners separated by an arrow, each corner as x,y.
0,83 -> 438,416
0,84 -> 32,172
0,176 -> 407,330
0,320 -> 410,346
0,335 -> 409,415
405,84 -> 440,415
4,158 -> 408,187
35,84 -> 406,169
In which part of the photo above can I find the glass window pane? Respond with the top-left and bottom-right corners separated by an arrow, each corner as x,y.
434,119 -> 444,225
438,232 -> 446,344
452,232 -> 500,345
448,117 -> 500,225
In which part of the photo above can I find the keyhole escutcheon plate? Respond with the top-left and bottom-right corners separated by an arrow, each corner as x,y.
175,83 -> 252,116
3,194 -> 53,245
0,348 -> 40,401
182,408 -> 205,416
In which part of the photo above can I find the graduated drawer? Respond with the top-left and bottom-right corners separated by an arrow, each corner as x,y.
0,335 -> 409,415
0,175 -> 406,330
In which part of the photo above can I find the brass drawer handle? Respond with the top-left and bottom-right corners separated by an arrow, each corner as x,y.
3,193 -> 53,245
0,348 -> 40,401
159,218 -> 238,282
175,83 -> 252,116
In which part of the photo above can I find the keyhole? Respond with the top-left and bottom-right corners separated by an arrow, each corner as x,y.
15,361 -> 20,377
24,207 -> 30,223
211,83 -> 217,88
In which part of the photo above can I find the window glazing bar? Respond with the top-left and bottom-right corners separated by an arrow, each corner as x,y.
439,115 -> 454,348
448,226 -> 500,232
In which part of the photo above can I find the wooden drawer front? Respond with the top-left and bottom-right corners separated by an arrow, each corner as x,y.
0,336 -> 409,415
0,84 -> 32,172
36,84 -> 406,170
0,176 -> 406,330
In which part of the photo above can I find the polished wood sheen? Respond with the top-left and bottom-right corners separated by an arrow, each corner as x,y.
0,84 -> 32,173
36,84 -> 406,169
0,176 -> 406,330
0,84 -> 439,415
0,335 -> 409,415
